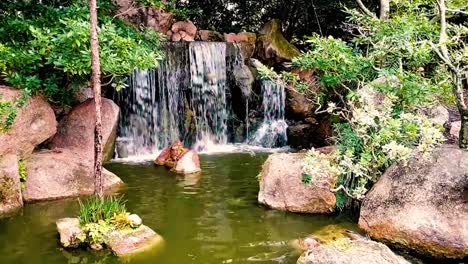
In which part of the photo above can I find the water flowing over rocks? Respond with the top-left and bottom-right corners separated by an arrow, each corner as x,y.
0,86 -> 57,157
22,149 -> 123,202
258,153 -> 336,213
297,238 -> 410,264
0,154 -> 23,217
359,145 -> 468,259
50,98 -> 119,162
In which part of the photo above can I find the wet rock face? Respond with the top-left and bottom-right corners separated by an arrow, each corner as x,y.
297,238 -> 410,264
154,141 -> 201,175
359,145 -> 468,259
22,149 -> 123,202
0,86 -> 57,157
107,225 -> 164,257
56,218 -> 83,248
0,154 -> 23,218
49,98 -> 119,162
258,153 -> 336,213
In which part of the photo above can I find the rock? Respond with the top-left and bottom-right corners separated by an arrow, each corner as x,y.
49,98 -> 119,162
74,86 -> 93,103
258,153 -> 336,213
286,88 -> 315,120
225,32 -> 257,59
56,218 -> 83,248
256,19 -> 300,64
171,21 -> 197,40
424,105 -> 450,127
287,124 -> 316,150
90,243 -> 104,251
198,30 -> 223,41
0,86 -> 57,157
0,154 -> 23,217
129,214 -> 142,228
450,121 -> 461,139
171,32 -> 182,42
359,145 -> 468,259
233,64 -> 254,98
22,149 -> 123,202
107,225 -> 164,257
147,8 -> 174,34
173,150 -> 201,174
297,238 -> 410,264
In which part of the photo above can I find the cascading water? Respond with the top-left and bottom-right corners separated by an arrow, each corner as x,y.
250,80 -> 288,148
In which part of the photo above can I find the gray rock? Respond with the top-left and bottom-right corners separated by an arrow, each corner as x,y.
359,145 -> 468,259
107,225 -> 164,257
0,86 -> 57,157
22,149 -> 123,202
56,218 -> 83,248
258,153 -> 336,213
297,238 -> 410,264
129,214 -> 142,228
0,154 -> 23,217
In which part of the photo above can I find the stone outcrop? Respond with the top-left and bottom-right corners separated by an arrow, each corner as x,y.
0,86 -> 57,157
256,19 -> 300,64
225,32 -> 257,59
359,145 -> 468,259
258,153 -> 336,213
147,8 -> 175,34
169,21 -> 197,42
56,218 -> 83,248
198,30 -> 223,42
155,141 -> 201,174
107,225 -> 165,256
297,238 -> 410,264
0,154 -> 23,217
22,149 -> 123,202
50,98 -> 119,162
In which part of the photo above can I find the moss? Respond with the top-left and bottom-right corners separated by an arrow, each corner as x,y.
17,160 -> 27,189
0,177 -> 15,203
270,32 -> 300,60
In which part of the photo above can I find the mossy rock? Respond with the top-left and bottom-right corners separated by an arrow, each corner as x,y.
256,19 -> 300,63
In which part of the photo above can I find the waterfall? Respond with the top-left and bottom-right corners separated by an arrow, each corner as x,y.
250,80 -> 288,148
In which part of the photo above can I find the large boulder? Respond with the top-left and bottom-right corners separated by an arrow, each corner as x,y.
154,141 -> 201,175
107,225 -> 165,257
173,150 -> 201,174
170,21 -> 197,42
297,238 -> 410,264
0,154 -> 23,217
22,149 -> 123,202
50,98 -> 119,162
0,86 -> 57,157
258,153 -> 336,213
359,145 -> 468,259
256,19 -> 300,64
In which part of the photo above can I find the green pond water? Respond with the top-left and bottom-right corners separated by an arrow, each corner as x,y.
0,153 -> 357,264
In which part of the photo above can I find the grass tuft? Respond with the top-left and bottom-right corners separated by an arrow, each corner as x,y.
78,196 -> 127,226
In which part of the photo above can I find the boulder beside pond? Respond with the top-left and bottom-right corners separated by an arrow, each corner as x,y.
258,153 -> 336,213
22,149 -> 123,202
359,145 -> 468,259
0,154 -> 23,217
107,225 -> 165,257
154,141 -> 201,175
0,86 -> 57,157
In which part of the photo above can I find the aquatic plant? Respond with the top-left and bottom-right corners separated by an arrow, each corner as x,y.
78,196 -> 127,226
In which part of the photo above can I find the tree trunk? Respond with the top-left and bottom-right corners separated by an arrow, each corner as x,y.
379,0 -> 390,20
461,111 -> 468,149
89,0 -> 104,198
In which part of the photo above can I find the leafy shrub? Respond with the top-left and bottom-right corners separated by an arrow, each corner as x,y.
78,196 -> 127,226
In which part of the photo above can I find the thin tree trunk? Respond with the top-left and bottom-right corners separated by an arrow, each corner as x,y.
461,111 -> 468,149
89,0 -> 104,198
355,0 -> 377,18
379,0 -> 390,20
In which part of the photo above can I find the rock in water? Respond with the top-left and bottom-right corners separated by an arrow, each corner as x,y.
0,86 -> 57,157
0,154 -> 23,217
107,225 -> 165,257
22,149 -> 123,202
49,98 -> 119,162
56,218 -> 83,248
174,150 -> 201,174
297,238 -> 410,264
258,153 -> 336,213
154,141 -> 201,175
359,145 -> 468,259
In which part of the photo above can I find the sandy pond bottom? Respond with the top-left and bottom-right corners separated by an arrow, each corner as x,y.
0,153 -> 356,264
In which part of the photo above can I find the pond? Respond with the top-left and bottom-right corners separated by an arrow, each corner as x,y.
0,153 -> 356,264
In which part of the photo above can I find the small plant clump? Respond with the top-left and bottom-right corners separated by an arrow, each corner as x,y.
77,196 -> 136,245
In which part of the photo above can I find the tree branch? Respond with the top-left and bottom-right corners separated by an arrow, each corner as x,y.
355,0 -> 377,18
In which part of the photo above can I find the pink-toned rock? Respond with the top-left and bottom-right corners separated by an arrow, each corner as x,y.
49,98 -> 119,162
174,150 -> 201,174
171,32 -> 182,42
22,149 -> 123,202
258,153 -> 337,213
107,225 -> 164,257
181,35 -> 195,42
451,121 -> 461,139
224,33 -> 239,43
0,86 -> 57,157
147,8 -> 174,34
0,154 -> 23,217
198,30 -> 223,41
56,218 -> 83,248
155,147 -> 171,166
171,21 -> 197,37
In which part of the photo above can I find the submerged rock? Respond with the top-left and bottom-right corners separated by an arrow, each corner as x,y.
56,218 -> 83,248
258,153 -> 336,213
107,225 -> 164,257
0,86 -> 57,157
22,149 -> 123,202
49,98 -> 119,162
0,154 -> 23,217
297,238 -> 410,264
359,145 -> 468,259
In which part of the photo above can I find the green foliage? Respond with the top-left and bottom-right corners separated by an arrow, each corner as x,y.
0,1 -> 162,105
0,90 -> 30,132
111,212 -> 134,229
301,174 -> 312,185
18,160 -> 27,189
78,196 -> 127,226
79,220 -> 112,245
